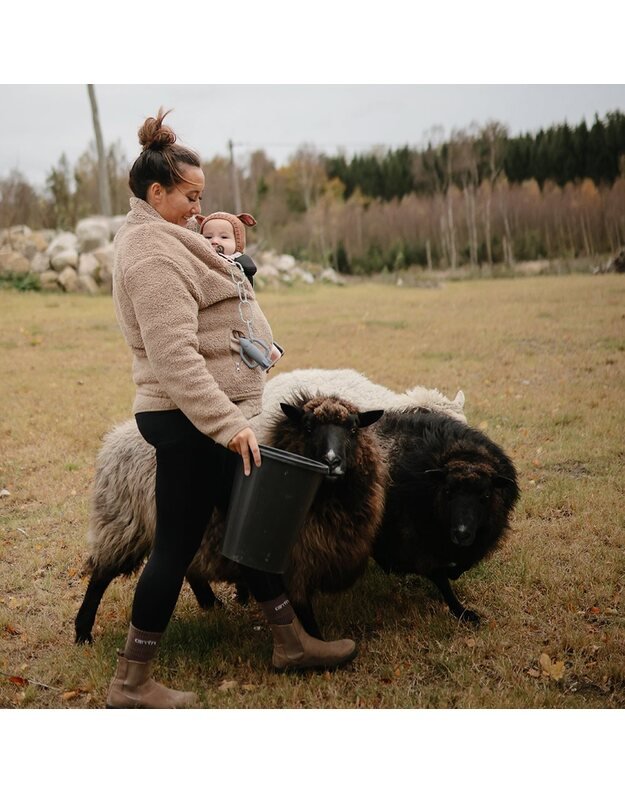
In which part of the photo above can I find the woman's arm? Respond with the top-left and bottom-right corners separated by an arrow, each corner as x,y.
123,256 -> 251,448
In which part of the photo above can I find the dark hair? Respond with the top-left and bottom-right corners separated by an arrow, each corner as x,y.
128,108 -> 202,199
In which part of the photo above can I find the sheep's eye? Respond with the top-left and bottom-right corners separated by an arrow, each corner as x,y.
481,491 -> 492,501
350,425 -> 358,434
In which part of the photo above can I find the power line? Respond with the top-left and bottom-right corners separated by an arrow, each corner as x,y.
229,140 -> 415,150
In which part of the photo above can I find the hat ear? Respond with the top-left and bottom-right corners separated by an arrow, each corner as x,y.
238,213 -> 257,228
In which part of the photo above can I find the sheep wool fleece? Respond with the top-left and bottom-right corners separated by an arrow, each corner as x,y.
113,198 -> 273,447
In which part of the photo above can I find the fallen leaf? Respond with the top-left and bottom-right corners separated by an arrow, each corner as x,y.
527,668 -> 541,678
605,608 -> 618,615
538,653 -> 565,681
539,653 -> 552,673
241,684 -> 256,692
62,691 -> 81,701
0,671 -> 61,691
3,624 -> 21,636
217,680 -> 238,692
465,638 -> 476,648
590,607 -> 601,614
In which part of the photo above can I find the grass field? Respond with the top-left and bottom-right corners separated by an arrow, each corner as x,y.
1,274 -> 624,709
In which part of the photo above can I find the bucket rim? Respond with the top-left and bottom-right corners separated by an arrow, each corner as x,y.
258,444 -> 329,475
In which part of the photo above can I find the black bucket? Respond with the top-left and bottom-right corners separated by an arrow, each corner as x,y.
221,444 -> 329,573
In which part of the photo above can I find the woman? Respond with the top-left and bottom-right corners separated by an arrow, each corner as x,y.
106,109 -> 356,708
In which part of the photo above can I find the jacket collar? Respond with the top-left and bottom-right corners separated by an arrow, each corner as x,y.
124,197 -> 244,281
127,196 -> 170,225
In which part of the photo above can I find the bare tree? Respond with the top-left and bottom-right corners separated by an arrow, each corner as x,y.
419,126 -> 458,268
452,126 -> 480,267
480,121 -> 508,265
0,169 -> 42,229
87,84 -> 112,216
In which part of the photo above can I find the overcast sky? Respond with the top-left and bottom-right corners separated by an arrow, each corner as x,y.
1,84 -> 624,188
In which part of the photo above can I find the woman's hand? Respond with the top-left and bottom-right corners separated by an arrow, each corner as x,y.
228,427 -> 261,476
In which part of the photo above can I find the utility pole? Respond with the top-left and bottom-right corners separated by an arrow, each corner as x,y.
87,84 -> 112,216
228,139 -> 242,214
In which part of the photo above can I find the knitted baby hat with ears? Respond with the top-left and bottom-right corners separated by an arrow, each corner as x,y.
196,211 -> 257,252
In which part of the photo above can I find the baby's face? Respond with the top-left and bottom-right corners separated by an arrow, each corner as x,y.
201,218 -> 237,255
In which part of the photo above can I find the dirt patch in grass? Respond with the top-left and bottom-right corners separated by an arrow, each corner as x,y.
1,274 -> 624,708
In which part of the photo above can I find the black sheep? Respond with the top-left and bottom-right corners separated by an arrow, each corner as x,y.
75,393 -> 385,644
373,411 -> 520,622
188,393 -> 387,639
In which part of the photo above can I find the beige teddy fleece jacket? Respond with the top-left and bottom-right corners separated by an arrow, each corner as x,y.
112,197 -> 273,447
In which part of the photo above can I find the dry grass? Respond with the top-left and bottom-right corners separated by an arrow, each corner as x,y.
1,274 -> 624,709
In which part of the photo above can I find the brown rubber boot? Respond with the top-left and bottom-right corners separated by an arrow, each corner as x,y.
105,652 -> 198,709
270,616 -> 357,671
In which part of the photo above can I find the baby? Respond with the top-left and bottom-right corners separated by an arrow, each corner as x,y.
196,210 -> 283,368
197,211 -> 259,286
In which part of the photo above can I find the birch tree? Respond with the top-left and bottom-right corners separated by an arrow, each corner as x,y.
480,121 -> 508,265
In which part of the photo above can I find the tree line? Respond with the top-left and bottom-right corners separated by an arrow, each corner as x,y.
1,112 -> 624,272
326,111 -> 625,199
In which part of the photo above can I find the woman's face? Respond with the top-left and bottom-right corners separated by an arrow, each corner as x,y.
148,165 -> 205,227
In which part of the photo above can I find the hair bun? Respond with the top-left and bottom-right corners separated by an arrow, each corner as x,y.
138,108 -> 177,151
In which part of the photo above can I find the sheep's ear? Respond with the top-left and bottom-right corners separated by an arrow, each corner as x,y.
424,468 -> 447,481
280,402 -> 304,423
493,474 -> 516,489
357,409 -> 384,428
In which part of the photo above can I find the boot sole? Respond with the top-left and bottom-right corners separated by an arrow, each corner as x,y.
273,647 -> 358,673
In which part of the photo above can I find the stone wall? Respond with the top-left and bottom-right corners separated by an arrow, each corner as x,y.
0,217 -> 346,292
0,217 -> 123,294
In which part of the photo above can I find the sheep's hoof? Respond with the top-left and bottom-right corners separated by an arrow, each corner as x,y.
458,608 -> 481,624
233,585 -> 250,605
196,598 -> 217,610
75,632 -> 93,645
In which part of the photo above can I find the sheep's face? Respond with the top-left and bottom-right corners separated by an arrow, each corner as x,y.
279,397 -> 383,481
425,466 -> 515,551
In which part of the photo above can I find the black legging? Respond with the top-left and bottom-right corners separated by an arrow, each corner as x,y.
133,409 -> 284,633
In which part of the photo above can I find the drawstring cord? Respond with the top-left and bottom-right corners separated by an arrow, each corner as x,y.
221,252 -> 273,370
